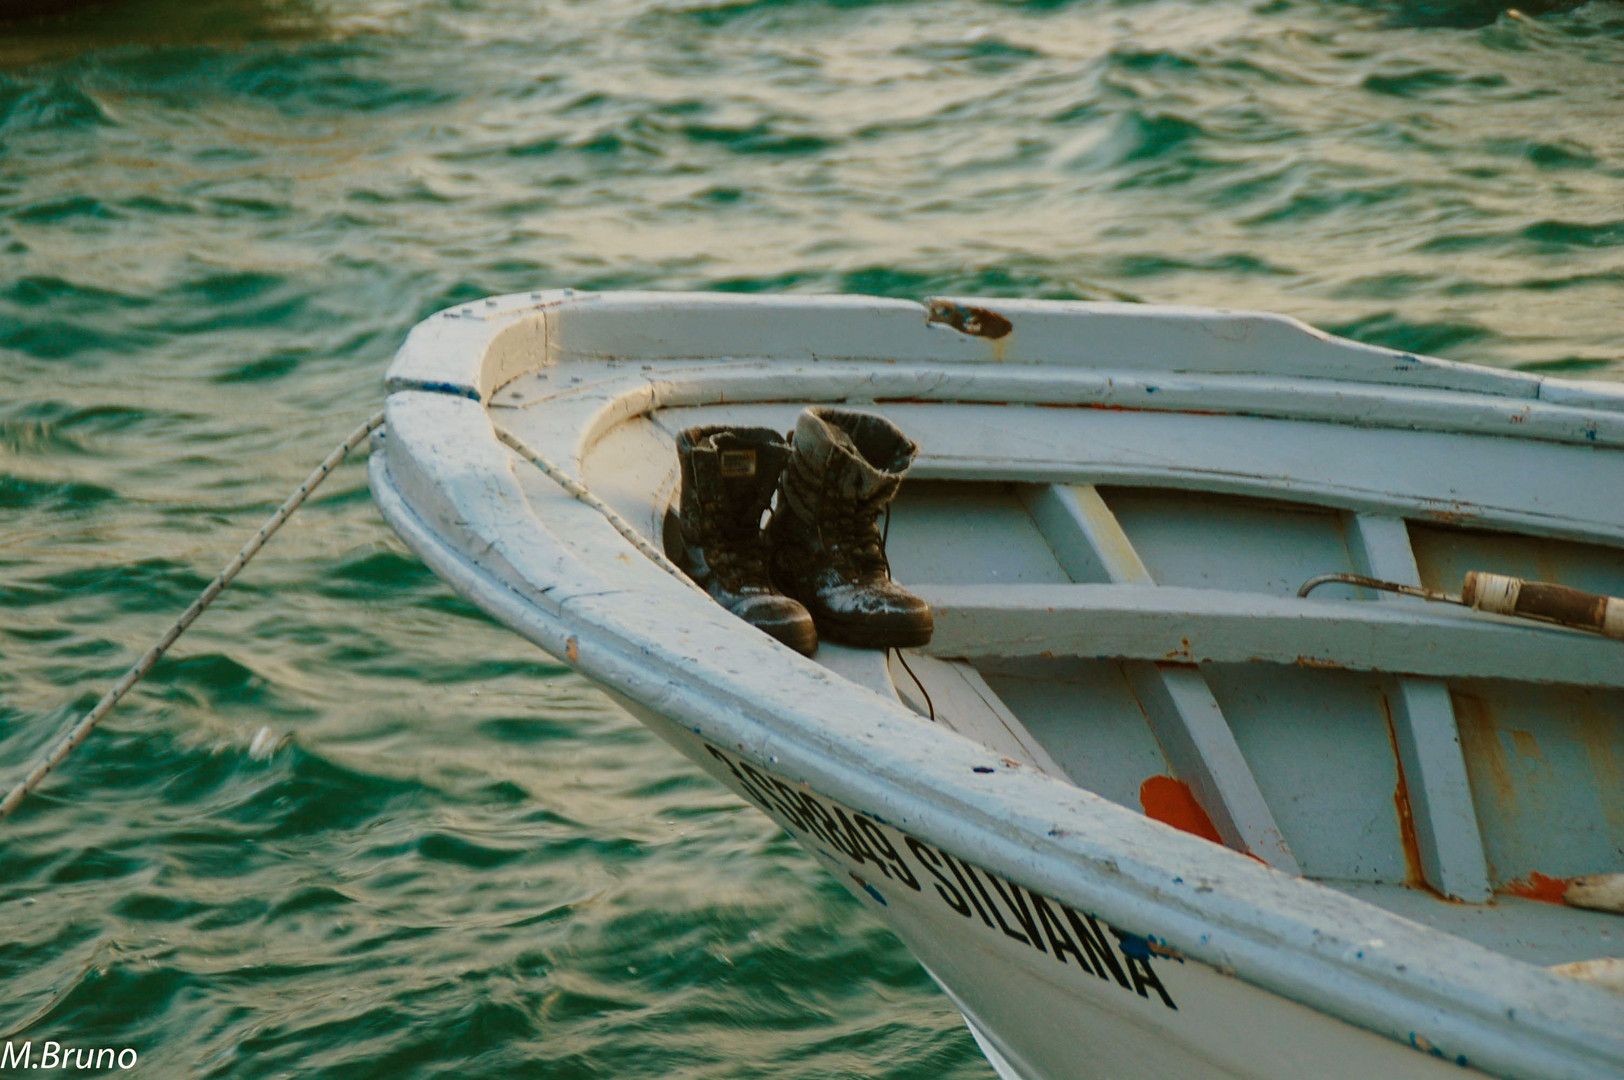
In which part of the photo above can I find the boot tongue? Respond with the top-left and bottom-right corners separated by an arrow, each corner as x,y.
709,431 -> 785,535
820,420 -> 860,461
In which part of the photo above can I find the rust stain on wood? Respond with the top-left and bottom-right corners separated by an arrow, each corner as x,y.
1509,729 -> 1544,761
1382,696 -> 1428,893
873,397 -> 1011,406
1452,689 -> 1516,811
1576,695 -> 1624,837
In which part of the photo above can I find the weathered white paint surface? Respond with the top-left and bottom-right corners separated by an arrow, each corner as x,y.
372,291 -> 1624,1080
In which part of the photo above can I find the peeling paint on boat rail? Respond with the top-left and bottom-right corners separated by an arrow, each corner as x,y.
926,299 -> 1014,340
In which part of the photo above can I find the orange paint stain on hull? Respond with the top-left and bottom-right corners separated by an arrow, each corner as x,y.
1502,872 -> 1574,905
1139,775 -> 1223,845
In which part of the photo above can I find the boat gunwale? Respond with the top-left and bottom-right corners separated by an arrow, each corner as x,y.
485,357 -> 1624,455
388,289 -> 1624,434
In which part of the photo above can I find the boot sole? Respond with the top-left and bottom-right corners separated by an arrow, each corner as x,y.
814,611 -> 933,651
760,619 -> 819,657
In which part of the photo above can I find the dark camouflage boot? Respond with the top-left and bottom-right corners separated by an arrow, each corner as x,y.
673,426 -> 818,656
768,408 -> 933,649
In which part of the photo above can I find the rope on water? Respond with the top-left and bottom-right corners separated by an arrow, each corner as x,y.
0,410 -> 387,822
491,422 -> 705,595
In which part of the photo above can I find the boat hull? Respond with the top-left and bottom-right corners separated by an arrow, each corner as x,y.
611,695 -> 1493,1080
370,291 -> 1624,1080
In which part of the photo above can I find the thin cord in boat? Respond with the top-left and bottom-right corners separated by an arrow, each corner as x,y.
0,410 -> 387,822
879,505 -> 934,722
892,648 -> 936,723
491,423 -> 706,596
881,503 -> 892,574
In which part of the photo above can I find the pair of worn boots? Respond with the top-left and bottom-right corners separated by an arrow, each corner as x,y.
670,407 -> 932,656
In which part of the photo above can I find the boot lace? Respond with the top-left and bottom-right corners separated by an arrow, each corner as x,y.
704,513 -> 773,593
822,487 -> 893,581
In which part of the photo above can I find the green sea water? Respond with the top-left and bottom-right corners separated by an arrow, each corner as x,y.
0,0 -> 1621,1075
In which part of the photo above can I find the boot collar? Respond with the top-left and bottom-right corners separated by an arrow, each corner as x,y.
794,408 -> 918,482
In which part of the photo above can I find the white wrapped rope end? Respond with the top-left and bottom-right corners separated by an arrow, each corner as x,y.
1462,571 -> 1624,640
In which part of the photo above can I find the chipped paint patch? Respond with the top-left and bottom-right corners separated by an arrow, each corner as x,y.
1501,872 -> 1574,905
1139,775 -> 1223,846
925,299 -> 1014,340
852,873 -> 888,905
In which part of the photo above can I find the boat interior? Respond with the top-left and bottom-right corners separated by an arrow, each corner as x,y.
485,372 -> 1624,976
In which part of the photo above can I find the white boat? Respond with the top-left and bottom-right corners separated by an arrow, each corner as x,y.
370,290 -> 1624,1080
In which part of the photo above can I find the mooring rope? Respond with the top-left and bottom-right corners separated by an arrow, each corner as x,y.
491,422 -> 706,595
0,410 -> 387,822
